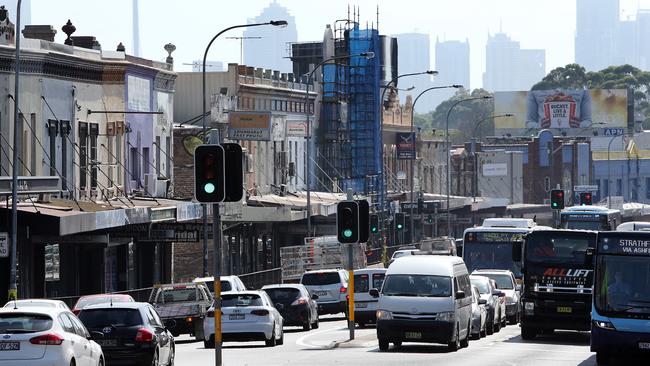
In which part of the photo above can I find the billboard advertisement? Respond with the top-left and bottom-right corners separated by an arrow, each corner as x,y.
396,132 -> 415,160
494,89 -> 627,133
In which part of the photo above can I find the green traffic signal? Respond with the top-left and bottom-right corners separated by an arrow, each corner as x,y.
203,182 -> 215,194
371,227 -> 378,233
397,224 -> 403,230
343,229 -> 353,238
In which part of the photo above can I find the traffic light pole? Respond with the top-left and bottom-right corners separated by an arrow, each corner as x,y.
212,202 -> 222,366
346,189 -> 355,341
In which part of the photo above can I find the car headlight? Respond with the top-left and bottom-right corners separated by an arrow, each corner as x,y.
376,310 -> 393,320
436,311 -> 455,322
592,320 -> 616,330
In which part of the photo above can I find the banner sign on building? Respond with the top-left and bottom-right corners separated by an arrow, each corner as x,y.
0,176 -> 60,196
286,121 -> 307,137
494,89 -> 628,133
482,163 -> 508,177
228,111 -> 272,141
396,132 -> 415,160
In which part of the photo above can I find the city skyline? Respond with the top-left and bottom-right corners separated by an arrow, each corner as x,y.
18,0 -> 650,103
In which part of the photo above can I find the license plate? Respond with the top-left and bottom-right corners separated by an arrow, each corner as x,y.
355,303 -> 368,308
98,339 -> 118,347
404,332 -> 422,339
557,306 -> 572,313
0,342 -> 19,351
315,291 -> 328,296
639,342 -> 650,350
229,314 -> 245,320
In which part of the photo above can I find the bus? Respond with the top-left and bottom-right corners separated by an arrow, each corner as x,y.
559,206 -> 621,231
616,221 -> 650,232
591,231 -> 650,364
463,218 -> 549,279
514,229 -> 597,340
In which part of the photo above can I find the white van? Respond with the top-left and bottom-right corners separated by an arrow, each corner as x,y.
371,255 -> 473,352
353,268 -> 387,326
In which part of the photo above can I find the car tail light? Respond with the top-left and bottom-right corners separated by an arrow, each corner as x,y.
30,333 -> 64,345
206,310 -> 215,317
135,328 -> 154,343
340,286 -> 347,293
250,309 -> 269,316
291,298 -> 308,306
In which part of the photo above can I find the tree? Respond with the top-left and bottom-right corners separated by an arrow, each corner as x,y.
429,88 -> 494,143
531,64 -> 589,90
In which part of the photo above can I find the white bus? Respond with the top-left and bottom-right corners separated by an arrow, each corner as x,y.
616,221 -> 650,231
462,218 -> 550,279
559,206 -> 621,231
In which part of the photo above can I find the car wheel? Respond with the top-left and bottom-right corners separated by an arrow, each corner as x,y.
265,324 -> 277,347
521,326 -> 537,340
204,336 -> 215,349
277,327 -> 284,346
502,314 -> 507,328
167,344 -> 175,366
393,340 -> 402,348
448,324 -> 461,352
480,326 -> 487,338
70,359 -> 76,366
303,321 -> 311,331
460,321 -> 470,348
151,349 -> 160,366
311,316 -> 319,329
98,356 -> 104,366
596,352 -> 610,365
378,339 -> 389,351
494,314 -> 501,332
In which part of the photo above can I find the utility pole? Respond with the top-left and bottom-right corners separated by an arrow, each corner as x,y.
225,36 -> 263,65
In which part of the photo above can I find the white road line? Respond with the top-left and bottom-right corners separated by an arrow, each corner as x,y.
295,327 -> 344,349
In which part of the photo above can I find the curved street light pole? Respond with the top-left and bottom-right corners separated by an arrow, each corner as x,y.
408,85 -> 463,242
606,134 -> 627,209
304,52 -> 374,237
201,20 -> 287,366
445,95 -> 492,237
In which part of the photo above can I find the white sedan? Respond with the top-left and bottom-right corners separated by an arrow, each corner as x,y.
0,306 -> 104,366
203,291 -> 284,348
3,299 -> 70,311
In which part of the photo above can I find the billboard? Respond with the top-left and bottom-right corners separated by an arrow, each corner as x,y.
396,132 -> 415,160
494,89 -> 627,133
227,111 -> 272,141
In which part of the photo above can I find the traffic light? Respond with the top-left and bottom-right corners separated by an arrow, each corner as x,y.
357,200 -> 370,243
337,201 -> 359,244
194,144 -> 225,203
579,192 -> 593,206
550,189 -> 565,210
395,213 -> 405,231
223,143 -> 244,202
370,214 -> 379,234
426,214 -> 433,224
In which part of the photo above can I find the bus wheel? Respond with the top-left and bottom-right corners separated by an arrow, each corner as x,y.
521,326 -> 537,340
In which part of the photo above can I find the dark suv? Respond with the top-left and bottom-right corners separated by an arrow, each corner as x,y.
78,302 -> 175,366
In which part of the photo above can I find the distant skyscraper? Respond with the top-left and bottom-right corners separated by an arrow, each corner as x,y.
483,33 -> 545,92
1,0 -> 31,29
575,0 -> 620,71
434,38 -> 470,109
243,1 -> 297,72
393,32 -> 432,113
133,0 -> 140,56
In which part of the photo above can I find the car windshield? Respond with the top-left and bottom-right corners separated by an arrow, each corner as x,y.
480,274 -> 514,290
75,296 -> 132,309
0,313 -> 53,333
464,242 -> 522,277
470,278 -> 491,294
595,255 -> 650,316
78,308 -> 142,328
381,274 -> 451,297
156,288 -> 198,303
264,288 -> 301,304
564,220 -> 603,230
354,273 -> 385,293
392,250 -> 415,259
302,272 -> 340,286
526,234 -> 594,263
222,294 -> 264,307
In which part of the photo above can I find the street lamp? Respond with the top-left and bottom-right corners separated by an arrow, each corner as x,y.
200,19 -> 287,366
445,95 -> 493,237
470,113 -> 513,201
304,52 -> 375,237
408,85 -> 463,242
606,134 -> 630,208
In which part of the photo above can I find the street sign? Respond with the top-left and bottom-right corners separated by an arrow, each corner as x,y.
0,232 -> 8,258
396,132 -> 416,160
603,128 -> 625,136
573,185 -> 598,193
400,201 -> 441,213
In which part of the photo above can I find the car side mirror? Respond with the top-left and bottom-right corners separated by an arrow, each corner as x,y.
512,241 -> 522,262
311,293 -> 319,300
478,298 -> 487,305
455,290 -> 466,300
275,303 -> 285,311
89,331 -> 104,340
369,288 -> 380,298
497,291 -> 506,298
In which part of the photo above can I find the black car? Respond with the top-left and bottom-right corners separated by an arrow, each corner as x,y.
262,284 -> 319,331
78,302 -> 175,366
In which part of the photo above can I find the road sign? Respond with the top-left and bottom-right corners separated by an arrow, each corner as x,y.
573,185 -> 598,193
0,232 -> 8,258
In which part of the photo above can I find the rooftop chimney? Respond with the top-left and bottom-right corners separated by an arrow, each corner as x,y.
70,36 -> 101,50
22,25 -> 57,42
